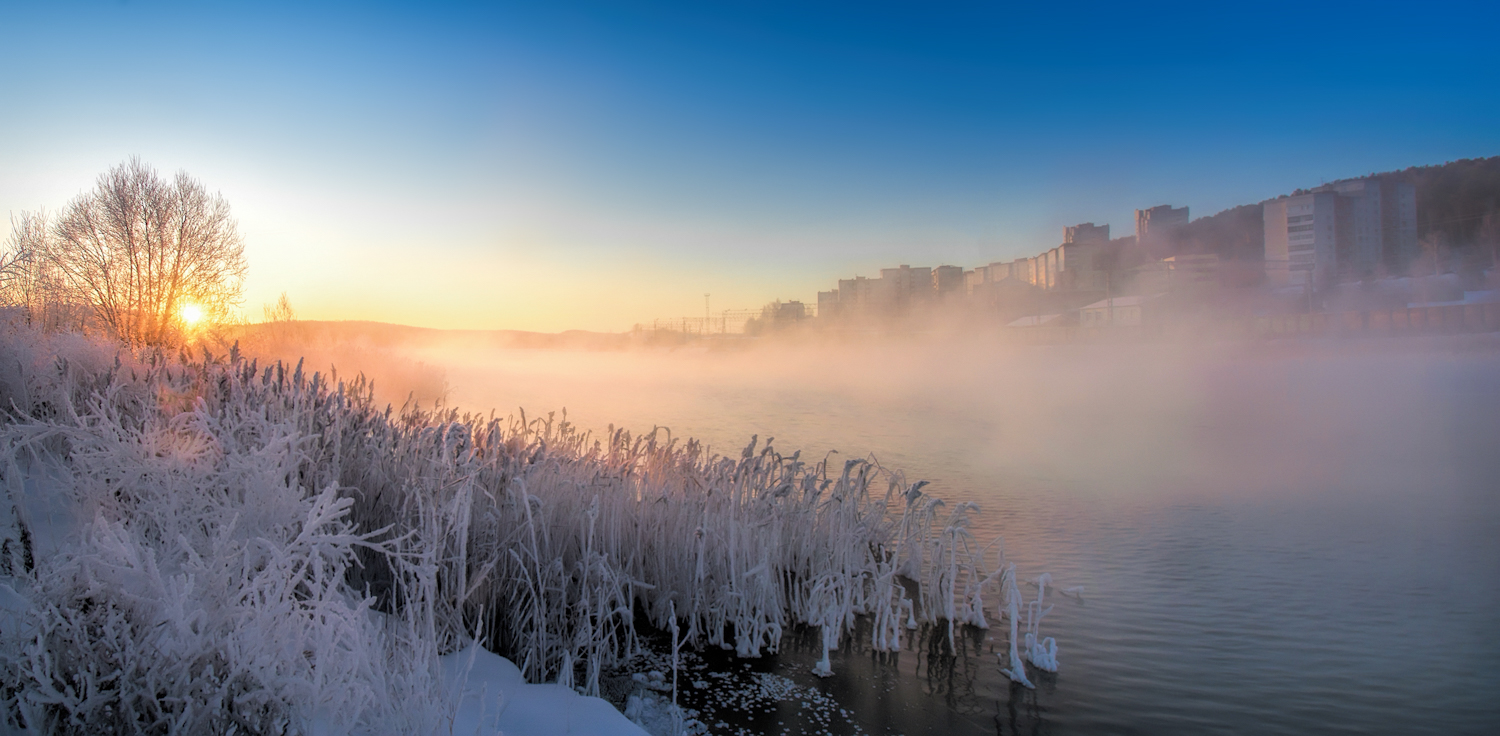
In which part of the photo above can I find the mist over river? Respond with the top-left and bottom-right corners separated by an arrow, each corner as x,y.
417,335 -> 1500,735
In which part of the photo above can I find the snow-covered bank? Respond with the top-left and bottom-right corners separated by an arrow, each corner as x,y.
0,324 -> 1049,733
439,645 -> 646,736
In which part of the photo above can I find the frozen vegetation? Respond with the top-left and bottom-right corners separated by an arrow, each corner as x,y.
0,325 -> 1054,734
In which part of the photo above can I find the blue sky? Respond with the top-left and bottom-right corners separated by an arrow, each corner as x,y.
3,0 -> 1497,331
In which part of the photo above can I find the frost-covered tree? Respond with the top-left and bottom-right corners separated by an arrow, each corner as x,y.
1,211 -> 48,313
0,210 -> 85,332
21,158 -> 248,347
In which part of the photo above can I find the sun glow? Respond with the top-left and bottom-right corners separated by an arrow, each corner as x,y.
179,303 -> 205,326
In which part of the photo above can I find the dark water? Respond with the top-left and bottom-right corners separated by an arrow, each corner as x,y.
437,336 -> 1500,735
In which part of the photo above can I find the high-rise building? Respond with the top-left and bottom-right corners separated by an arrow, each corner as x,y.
1382,181 -> 1419,271
968,261 -> 1031,301
1135,205 -> 1189,249
1064,222 -> 1111,244
1326,178 -> 1418,276
932,265 -> 965,300
1263,192 -> 1339,286
965,267 -> 987,295
878,265 -> 933,311
1017,257 -> 1039,286
772,301 -> 806,321
817,290 -> 840,318
836,276 -> 879,312
1262,177 -> 1418,285
1056,223 -> 1111,291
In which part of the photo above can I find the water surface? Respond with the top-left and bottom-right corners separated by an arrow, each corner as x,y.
427,335 -> 1500,735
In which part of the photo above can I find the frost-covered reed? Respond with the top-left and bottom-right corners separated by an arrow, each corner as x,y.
0,324 -> 1055,732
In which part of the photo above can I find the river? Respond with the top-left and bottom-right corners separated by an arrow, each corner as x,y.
421,334 -> 1500,735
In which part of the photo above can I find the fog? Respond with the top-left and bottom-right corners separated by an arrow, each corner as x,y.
201,325 -> 1500,731
235,322 -> 1500,530
403,332 -> 1500,732
395,334 -> 1498,508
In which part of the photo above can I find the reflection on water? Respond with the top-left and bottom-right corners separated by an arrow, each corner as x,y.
422,336 -> 1500,734
673,618 -> 1025,735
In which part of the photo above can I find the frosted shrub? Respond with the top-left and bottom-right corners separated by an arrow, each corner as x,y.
10,488 -> 392,734
0,330 -> 446,734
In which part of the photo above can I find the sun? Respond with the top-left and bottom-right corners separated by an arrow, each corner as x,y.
179,303 -> 205,327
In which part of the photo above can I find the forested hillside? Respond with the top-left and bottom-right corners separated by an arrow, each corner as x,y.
1380,156 -> 1500,248
1167,156 -> 1500,268
1168,203 -> 1265,262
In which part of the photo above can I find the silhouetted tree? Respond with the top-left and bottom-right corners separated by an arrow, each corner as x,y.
260,291 -> 299,345
0,216 -> 36,303
0,210 -> 78,330
18,158 -> 248,347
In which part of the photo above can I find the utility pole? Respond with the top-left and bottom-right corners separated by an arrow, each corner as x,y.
704,294 -> 710,336
1106,270 -> 1114,327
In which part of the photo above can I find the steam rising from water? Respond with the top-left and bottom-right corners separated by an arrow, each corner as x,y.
230,326 -> 1500,732
402,335 -> 1500,510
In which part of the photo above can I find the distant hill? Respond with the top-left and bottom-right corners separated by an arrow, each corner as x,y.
1377,157 -> 1500,247
1167,156 -> 1500,264
1167,203 -> 1265,261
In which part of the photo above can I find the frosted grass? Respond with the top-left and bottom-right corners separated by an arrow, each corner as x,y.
0,324 -> 1056,733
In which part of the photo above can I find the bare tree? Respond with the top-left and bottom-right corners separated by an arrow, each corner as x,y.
263,291 -> 296,324
0,218 -> 31,301
261,291 -> 299,345
34,158 -> 248,347
1418,231 -> 1449,278
1,212 -> 41,302
1,210 -> 77,330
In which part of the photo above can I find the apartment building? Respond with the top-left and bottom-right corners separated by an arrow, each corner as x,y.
932,265 -> 965,300
1136,204 -> 1189,252
1263,176 -> 1417,285
1264,191 -> 1339,286
878,265 -> 934,311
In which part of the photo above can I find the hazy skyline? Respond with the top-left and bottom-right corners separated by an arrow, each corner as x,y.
4,0 -> 1498,332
